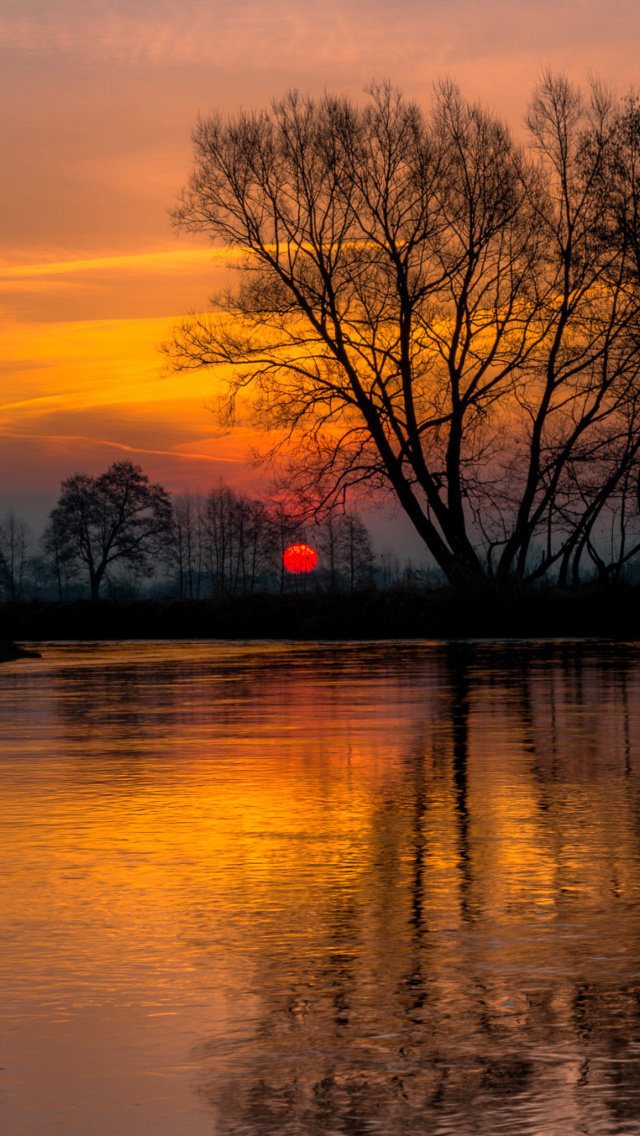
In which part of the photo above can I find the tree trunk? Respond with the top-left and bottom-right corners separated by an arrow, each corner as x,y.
89,567 -> 104,602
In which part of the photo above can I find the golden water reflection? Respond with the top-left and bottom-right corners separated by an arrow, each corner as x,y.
2,641 -> 640,1134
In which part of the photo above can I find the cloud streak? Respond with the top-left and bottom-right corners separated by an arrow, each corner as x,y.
3,0 -> 638,76
0,248 -> 233,280
0,428 -> 243,463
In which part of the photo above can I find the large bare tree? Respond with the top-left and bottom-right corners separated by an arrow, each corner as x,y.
167,76 -> 640,589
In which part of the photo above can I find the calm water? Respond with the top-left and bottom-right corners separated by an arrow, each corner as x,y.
2,640 -> 640,1135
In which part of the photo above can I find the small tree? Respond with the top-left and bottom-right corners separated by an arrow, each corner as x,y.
170,490 -> 203,598
0,510 -> 32,600
315,512 -> 375,589
46,461 -> 172,601
340,514 -> 376,590
42,517 -> 78,600
0,546 -> 11,598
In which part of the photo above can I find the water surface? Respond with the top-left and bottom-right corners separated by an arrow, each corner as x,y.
2,640 -> 640,1135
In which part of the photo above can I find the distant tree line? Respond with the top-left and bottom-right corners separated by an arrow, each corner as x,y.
0,461 -> 377,602
171,481 -> 375,598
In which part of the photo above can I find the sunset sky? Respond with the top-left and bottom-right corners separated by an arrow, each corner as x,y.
3,0 -> 640,539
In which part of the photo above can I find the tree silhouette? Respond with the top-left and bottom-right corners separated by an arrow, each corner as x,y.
45,461 -> 172,601
0,510 -> 31,600
167,76 -> 640,590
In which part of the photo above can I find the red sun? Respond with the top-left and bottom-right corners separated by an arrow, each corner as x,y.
283,543 -> 318,573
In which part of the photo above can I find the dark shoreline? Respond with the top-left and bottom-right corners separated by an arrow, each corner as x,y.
1,585 -> 640,643
0,639 -> 41,661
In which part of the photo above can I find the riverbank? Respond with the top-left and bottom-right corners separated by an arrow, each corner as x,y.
0,639 -> 41,661
1,585 -> 639,641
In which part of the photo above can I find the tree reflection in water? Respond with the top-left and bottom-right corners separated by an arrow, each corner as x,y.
5,641 -> 640,1134
186,644 -> 640,1135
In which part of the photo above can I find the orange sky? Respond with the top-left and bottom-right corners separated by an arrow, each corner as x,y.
3,0 -> 640,532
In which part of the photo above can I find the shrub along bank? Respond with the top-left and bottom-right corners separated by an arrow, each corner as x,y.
2,586 -> 640,642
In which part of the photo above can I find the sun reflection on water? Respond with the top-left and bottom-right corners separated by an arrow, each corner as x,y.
1,641 -> 640,1135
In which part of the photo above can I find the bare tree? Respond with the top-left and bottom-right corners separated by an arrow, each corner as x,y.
199,482 -> 306,594
46,461 -> 172,601
170,490 -> 203,598
315,511 -> 375,589
490,76 -> 640,585
0,545 -> 11,598
315,512 -> 342,589
167,77 -> 640,590
0,510 -> 32,600
340,513 -> 376,590
200,482 -> 237,594
42,516 -> 77,600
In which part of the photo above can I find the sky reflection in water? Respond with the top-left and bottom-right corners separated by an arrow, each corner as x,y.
1,640 -> 640,1135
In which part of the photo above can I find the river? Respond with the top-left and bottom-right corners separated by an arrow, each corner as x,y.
2,640 -> 640,1135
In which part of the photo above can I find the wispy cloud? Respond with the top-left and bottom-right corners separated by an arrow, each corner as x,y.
3,0 -> 639,117
0,427 -> 243,463
1,0 -> 394,67
0,249 -> 234,324
0,248 -> 233,282
0,309 -> 250,491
